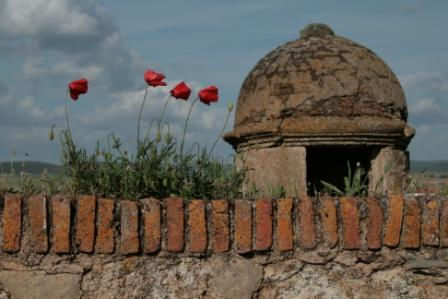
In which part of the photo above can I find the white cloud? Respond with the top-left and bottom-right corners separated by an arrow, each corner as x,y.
78,80 -> 226,133
23,57 -> 104,80
0,1 -> 236,162
0,80 -> 7,96
409,97 -> 442,115
0,0 -> 100,38
399,72 -> 448,92
399,72 -> 448,127
0,0 -> 142,94
0,94 -> 60,127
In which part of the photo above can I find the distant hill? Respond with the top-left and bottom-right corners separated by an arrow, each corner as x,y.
0,161 -> 62,175
1,160 -> 447,176
410,160 -> 448,173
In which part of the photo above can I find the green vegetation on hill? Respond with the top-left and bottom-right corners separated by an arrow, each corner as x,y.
0,161 -> 62,176
2,160 -> 447,176
410,160 -> 448,173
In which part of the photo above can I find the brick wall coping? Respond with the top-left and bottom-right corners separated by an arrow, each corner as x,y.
1,194 -> 447,255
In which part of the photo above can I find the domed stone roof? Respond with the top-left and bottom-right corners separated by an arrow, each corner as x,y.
224,24 -> 414,149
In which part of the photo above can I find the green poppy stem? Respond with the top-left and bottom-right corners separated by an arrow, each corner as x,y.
64,91 -> 72,140
208,109 -> 231,158
63,91 -> 78,165
180,97 -> 199,153
137,85 -> 149,147
157,94 -> 171,133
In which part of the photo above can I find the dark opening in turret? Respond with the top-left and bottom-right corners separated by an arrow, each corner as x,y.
306,147 -> 374,196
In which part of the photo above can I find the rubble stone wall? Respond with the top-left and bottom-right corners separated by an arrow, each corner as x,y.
1,193 -> 448,298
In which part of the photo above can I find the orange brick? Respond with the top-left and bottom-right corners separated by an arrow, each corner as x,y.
51,195 -> 71,253
28,194 -> 48,253
401,197 -> 421,249
120,200 -> 139,254
95,198 -> 115,253
188,200 -> 207,253
384,194 -> 404,247
166,197 -> 184,252
234,200 -> 252,254
255,199 -> 272,251
298,197 -> 316,249
340,197 -> 361,250
143,198 -> 161,253
75,195 -> 96,253
2,194 -> 22,252
211,200 -> 229,253
367,198 -> 383,250
422,197 -> 440,246
320,197 -> 338,248
277,198 -> 293,251
440,200 -> 448,247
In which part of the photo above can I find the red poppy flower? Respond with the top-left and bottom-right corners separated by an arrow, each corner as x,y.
68,78 -> 88,100
198,85 -> 218,105
170,81 -> 191,100
144,69 -> 167,87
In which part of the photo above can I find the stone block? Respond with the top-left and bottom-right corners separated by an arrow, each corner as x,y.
166,197 -> 184,252
367,198 -> 383,250
120,200 -> 139,254
239,146 -> 307,197
422,197 -> 440,246
319,197 -> 338,248
188,200 -> 207,253
234,200 -> 252,254
211,200 -> 229,253
95,198 -> 115,253
277,198 -> 293,251
384,194 -> 404,247
440,200 -> 448,247
340,197 -> 361,250
298,197 -> 316,249
75,195 -> 96,253
143,198 -> 161,253
1,194 -> 21,252
0,271 -> 81,299
51,195 -> 71,253
28,194 -> 48,253
255,199 -> 272,251
401,197 -> 421,249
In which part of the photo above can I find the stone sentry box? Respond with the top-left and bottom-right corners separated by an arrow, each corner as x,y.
224,23 -> 415,196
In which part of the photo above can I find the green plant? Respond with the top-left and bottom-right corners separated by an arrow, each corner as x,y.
55,73 -> 245,200
321,161 -> 368,197
405,170 -> 427,194
19,172 -> 41,197
267,184 -> 286,199
372,160 -> 394,195
440,184 -> 448,195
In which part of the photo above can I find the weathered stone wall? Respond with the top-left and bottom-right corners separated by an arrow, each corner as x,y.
1,194 -> 448,298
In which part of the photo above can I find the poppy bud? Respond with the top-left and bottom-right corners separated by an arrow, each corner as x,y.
165,133 -> 173,144
170,81 -> 191,100
68,78 -> 88,100
198,85 -> 219,105
227,102 -> 234,112
48,124 -> 56,141
144,70 -> 167,87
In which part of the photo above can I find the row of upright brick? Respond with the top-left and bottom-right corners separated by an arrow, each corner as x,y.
1,194 -> 447,255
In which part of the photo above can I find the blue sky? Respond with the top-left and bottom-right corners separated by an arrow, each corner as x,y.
0,0 -> 447,163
